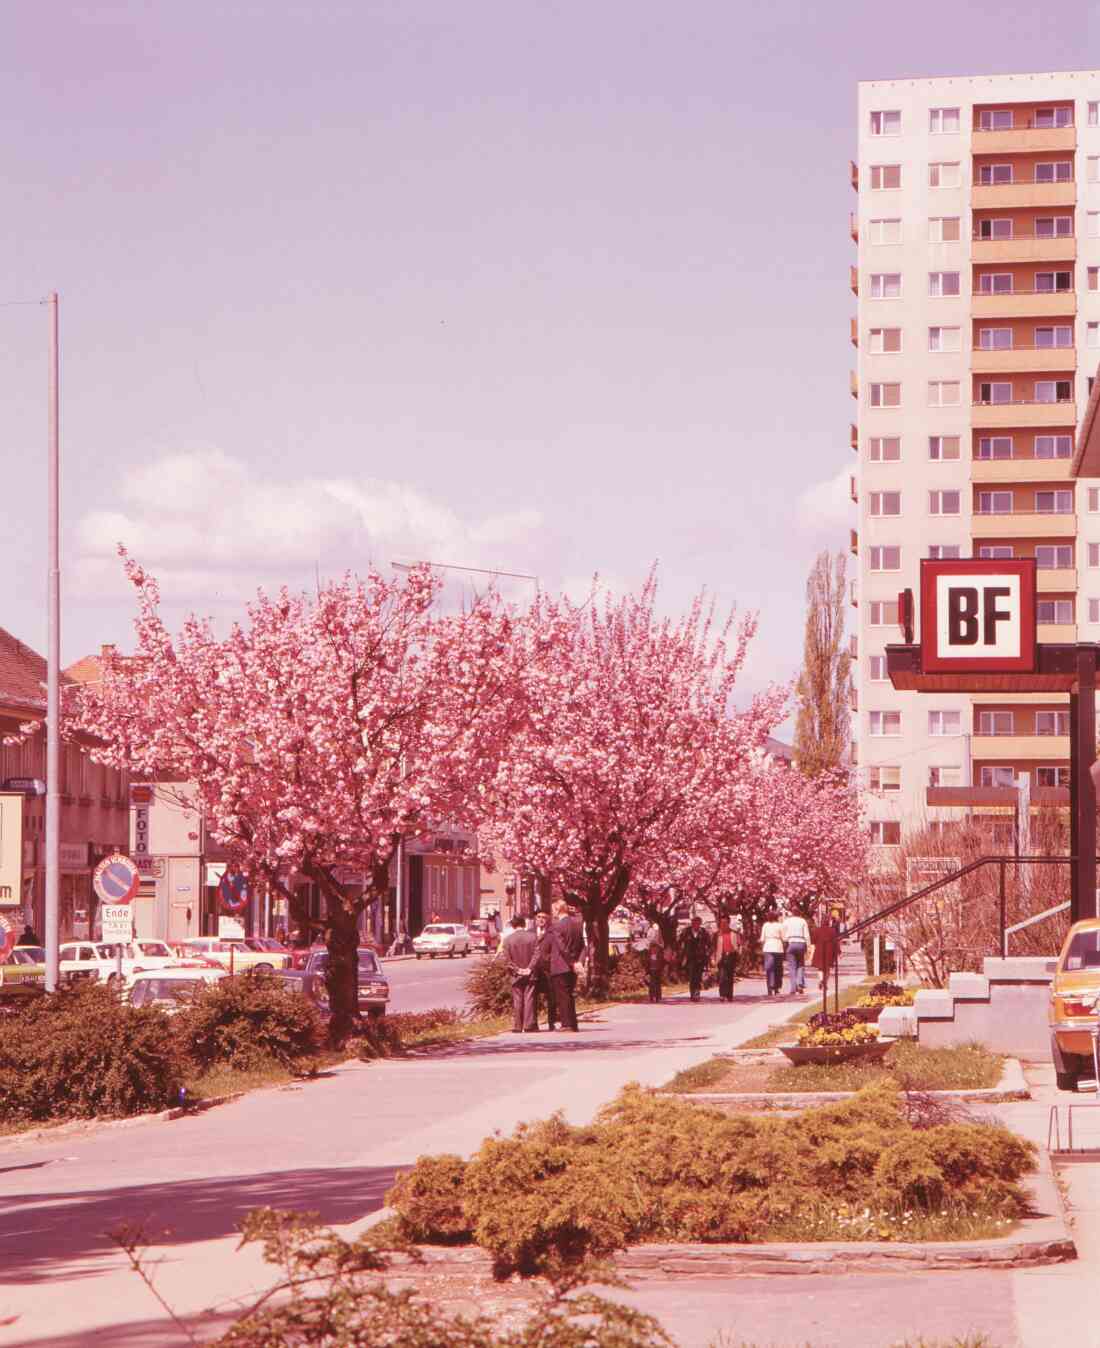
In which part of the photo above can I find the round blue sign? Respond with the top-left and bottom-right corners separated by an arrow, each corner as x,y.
218,871 -> 248,912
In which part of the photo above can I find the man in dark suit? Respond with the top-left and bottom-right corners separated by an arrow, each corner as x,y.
502,915 -> 541,1032
679,915 -> 712,1002
549,901 -> 585,1032
533,910 -> 557,1030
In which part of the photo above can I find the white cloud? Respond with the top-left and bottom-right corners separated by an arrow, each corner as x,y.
795,465 -> 854,534
73,448 -> 543,604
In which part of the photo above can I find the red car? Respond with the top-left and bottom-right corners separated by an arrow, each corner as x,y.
289,936 -> 381,970
467,919 -> 500,954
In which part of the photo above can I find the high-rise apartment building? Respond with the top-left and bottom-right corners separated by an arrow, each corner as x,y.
852,71 -> 1100,854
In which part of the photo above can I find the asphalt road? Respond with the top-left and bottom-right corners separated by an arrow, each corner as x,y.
382,950 -> 480,1014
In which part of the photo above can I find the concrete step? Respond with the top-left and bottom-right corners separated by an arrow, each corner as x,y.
914,956 -> 1058,1060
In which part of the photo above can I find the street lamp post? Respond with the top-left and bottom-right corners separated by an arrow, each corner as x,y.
45,293 -> 60,993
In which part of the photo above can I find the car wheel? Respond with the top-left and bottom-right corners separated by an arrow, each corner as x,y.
448,949 -> 454,958
416,953 -> 422,960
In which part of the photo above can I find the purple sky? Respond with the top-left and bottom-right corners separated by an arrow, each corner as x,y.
2,1 -> 1097,701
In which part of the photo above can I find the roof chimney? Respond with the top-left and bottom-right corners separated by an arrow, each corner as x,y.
100,643 -> 116,659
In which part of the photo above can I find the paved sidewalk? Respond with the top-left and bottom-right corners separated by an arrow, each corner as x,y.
0,976 -> 801,1346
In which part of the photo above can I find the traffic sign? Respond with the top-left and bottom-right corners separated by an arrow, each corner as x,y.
93,853 -> 139,905
218,871 -> 248,913
100,903 -> 133,943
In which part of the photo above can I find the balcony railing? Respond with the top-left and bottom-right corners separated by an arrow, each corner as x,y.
973,288 -> 1074,298
973,398 -> 1074,408
850,316 -> 858,346
850,212 -> 859,242
850,579 -> 858,607
850,528 -> 859,555
850,423 -> 858,450
974,175 -> 1075,186
973,344 -> 1074,353
973,230 -> 1075,241
850,265 -> 859,295
850,370 -> 859,397
849,634 -> 858,658
849,474 -> 858,503
974,116 -> 1073,131
850,160 -> 858,191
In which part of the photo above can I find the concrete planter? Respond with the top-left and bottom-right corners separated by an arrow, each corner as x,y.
779,1040 -> 893,1067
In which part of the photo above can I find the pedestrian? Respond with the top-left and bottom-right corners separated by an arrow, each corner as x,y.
782,907 -> 812,996
550,900 -> 584,1032
760,907 -> 785,996
678,915 -> 712,1002
501,915 -> 540,1033
533,910 -> 557,1029
645,929 -> 665,1003
715,915 -> 740,1001
20,924 -> 41,947
810,908 -> 840,1005
275,925 -> 288,947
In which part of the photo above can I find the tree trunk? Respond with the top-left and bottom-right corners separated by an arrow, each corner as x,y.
324,899 -> 360,1047
585,910 -> 612,996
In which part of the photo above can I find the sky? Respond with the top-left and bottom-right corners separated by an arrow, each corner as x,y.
2,0 -> 1099,706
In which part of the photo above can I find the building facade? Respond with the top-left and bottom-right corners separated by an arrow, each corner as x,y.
852,71 -> 1100,852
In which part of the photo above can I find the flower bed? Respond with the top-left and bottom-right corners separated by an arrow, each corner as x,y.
796,1009 -> 879,1047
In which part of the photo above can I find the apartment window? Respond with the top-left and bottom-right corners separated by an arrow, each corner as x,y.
870,820 -> 901,846
869,766 -> 901,792
1036,710 -> 1071,736
1035,489 -> 1073,513
977,435 -> 1013,460
869,545 -> 901,570
1037,766 -> 1070,787
1035,271 -> 1072,293
928,380 -> 960,406
1035,434 -> 1072,459
1090,488 -> 1100,512
928,544 -> 960,559
979,545 -> 1014,558
1091,599 -> 1100,624
870,710 -> 901,736
870,110 -> 901,135
1034,106 -> 1073,128
1036,161 -> 1073,183
1089,213 -> 1100,240
868,655 -> 888,681
928,766 -> 961,786
978,710 -> 1014,736
978,273 -> 1013,293
869,600 -> 899,625
978,327 -> 1012,350
1090,102 -> 1099,127
1035,216 -> 1073,238
868,217 -> 902,244
928,326 -> 960,352
869,327 -> 902,353
980,766 -> 1017,788
1089,156 -> 1100,184
1090,267 -> 1099,292
979,109 -> 1013,131
978,163 -> 1013,185
869,272 -> 902,299
976,218 -> 1013,239
1038,599 -> 1074,623
1037,544 -> 1072,568
869,382 -> 901,407
929,161 -> 960,188
929,271 -> 960,296
868,436 -> 901,461
928,434 -> 960,460
929,709 -> 961,736
929,489 -> 960,515
978,381 -> 1012,404
929,107 -> 960,134
1034,380 -> 1072,403
1035,326 -> 1073,348
977,490 -> 1013,514
1090,543 -> 1100,568
1089,322 -> 1100,350
869,490 -> 901,515
929,216 -> 961,242
870,164 -> 901,190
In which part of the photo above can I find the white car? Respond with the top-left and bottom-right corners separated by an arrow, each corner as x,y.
128,967 -> 227,1012
132,939 -> 185,971
59,941 -> 146,985
412,923 -> 472,958
177,937 -> 290,973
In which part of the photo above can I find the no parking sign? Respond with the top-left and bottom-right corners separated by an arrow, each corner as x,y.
93,853 -> 139,905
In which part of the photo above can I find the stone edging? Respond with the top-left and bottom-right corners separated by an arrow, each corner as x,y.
680,1057 -> 1029,1112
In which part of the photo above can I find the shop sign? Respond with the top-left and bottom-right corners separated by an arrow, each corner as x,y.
218,915 -> 245,939
0,795 -> 23,907
131,784 -> 152,867
920,558 -> 1036,674
59,842 -> 89,870
2,777 -> 45,796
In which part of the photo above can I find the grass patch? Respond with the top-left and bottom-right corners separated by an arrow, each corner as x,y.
661,1058 -> 732,1094
184,1059 -> 298,1101
739,980 -> 874,1049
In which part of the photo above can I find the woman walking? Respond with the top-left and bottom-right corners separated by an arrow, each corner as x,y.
645,930 -> 666,1003
760,908 -> 785,997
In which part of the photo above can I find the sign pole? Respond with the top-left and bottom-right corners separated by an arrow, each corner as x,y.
1073,647 -> 1097,922
44,292 -> 60,994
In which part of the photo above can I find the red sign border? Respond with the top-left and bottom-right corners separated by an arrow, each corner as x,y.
919,558 -> 1037,673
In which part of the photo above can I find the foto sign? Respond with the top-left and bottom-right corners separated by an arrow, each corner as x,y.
920,559 -> 1036,673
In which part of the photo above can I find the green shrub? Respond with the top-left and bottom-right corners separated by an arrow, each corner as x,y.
178,974 -> 324,1071
465,954 -> 513,1017
386,1154 -> 471,1241
0,982 -> 185,1122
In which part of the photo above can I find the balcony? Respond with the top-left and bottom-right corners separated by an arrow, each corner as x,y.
972,126 -> 1076,154
850,423 -> 858,450
1037,567 -> 1078,593
971,399 -> 1076,428
971,182 -> 1076,210
970,346 -> 1077,374
850,579 -> 858,607
971,290 -> 1077,319
849,634 -> 858,658
971,235 -> 1076,265
850,212 -> 859,243
850,739 -> 858,766
850,265 -> 859,295
971,733 -> 1070,761
850,528 -> 858,555
1039,623 -> 1077,643
849,474 -> 858,503
850,160 -> 858,191
972,511 -> 1077,538
850,369 -> 858,398
970,456 -> 1073,483
850,316 -> 858,347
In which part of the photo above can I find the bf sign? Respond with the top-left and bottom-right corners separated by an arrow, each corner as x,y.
920,559 -> 1036,673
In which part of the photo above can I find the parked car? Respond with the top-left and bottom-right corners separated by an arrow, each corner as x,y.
412,923 -> 472,959
467,919 -> 499,954
278,947 -> 390,1017
128,967 -> 228,1012
288,934 -> 381,969
245,937 -> 290,956
132,939 -> 186,970
177,937 -> 291,974
59,941 -> 149,985
1049,917 -> 1100,1091
0,946 -> 47,1003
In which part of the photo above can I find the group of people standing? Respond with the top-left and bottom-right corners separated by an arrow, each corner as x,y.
500,902 -> 586,1033
641,913 -> 741,1003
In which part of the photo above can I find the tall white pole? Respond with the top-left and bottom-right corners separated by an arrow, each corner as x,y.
45,292 -> 60,992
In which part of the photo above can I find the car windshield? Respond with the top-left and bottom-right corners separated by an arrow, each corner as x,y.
10,947 -> 45,965
139,942 -> 172,957
1063,930 -> 1100,971
97,944 -> 136,960
132,978 -> 206,1007
246,938 -> 281,951
309,950 -> 382,975
422,925 -> 454,935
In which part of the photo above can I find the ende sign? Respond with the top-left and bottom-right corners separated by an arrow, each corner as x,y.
919,558 -> 1037,674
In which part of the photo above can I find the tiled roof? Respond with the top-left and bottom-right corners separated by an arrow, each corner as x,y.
64,654 -> 105,686
0,627 -> 47,711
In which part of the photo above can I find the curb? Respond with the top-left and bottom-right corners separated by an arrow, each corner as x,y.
0,1090 -> 247,1150
673,1057 -> 1031,1112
